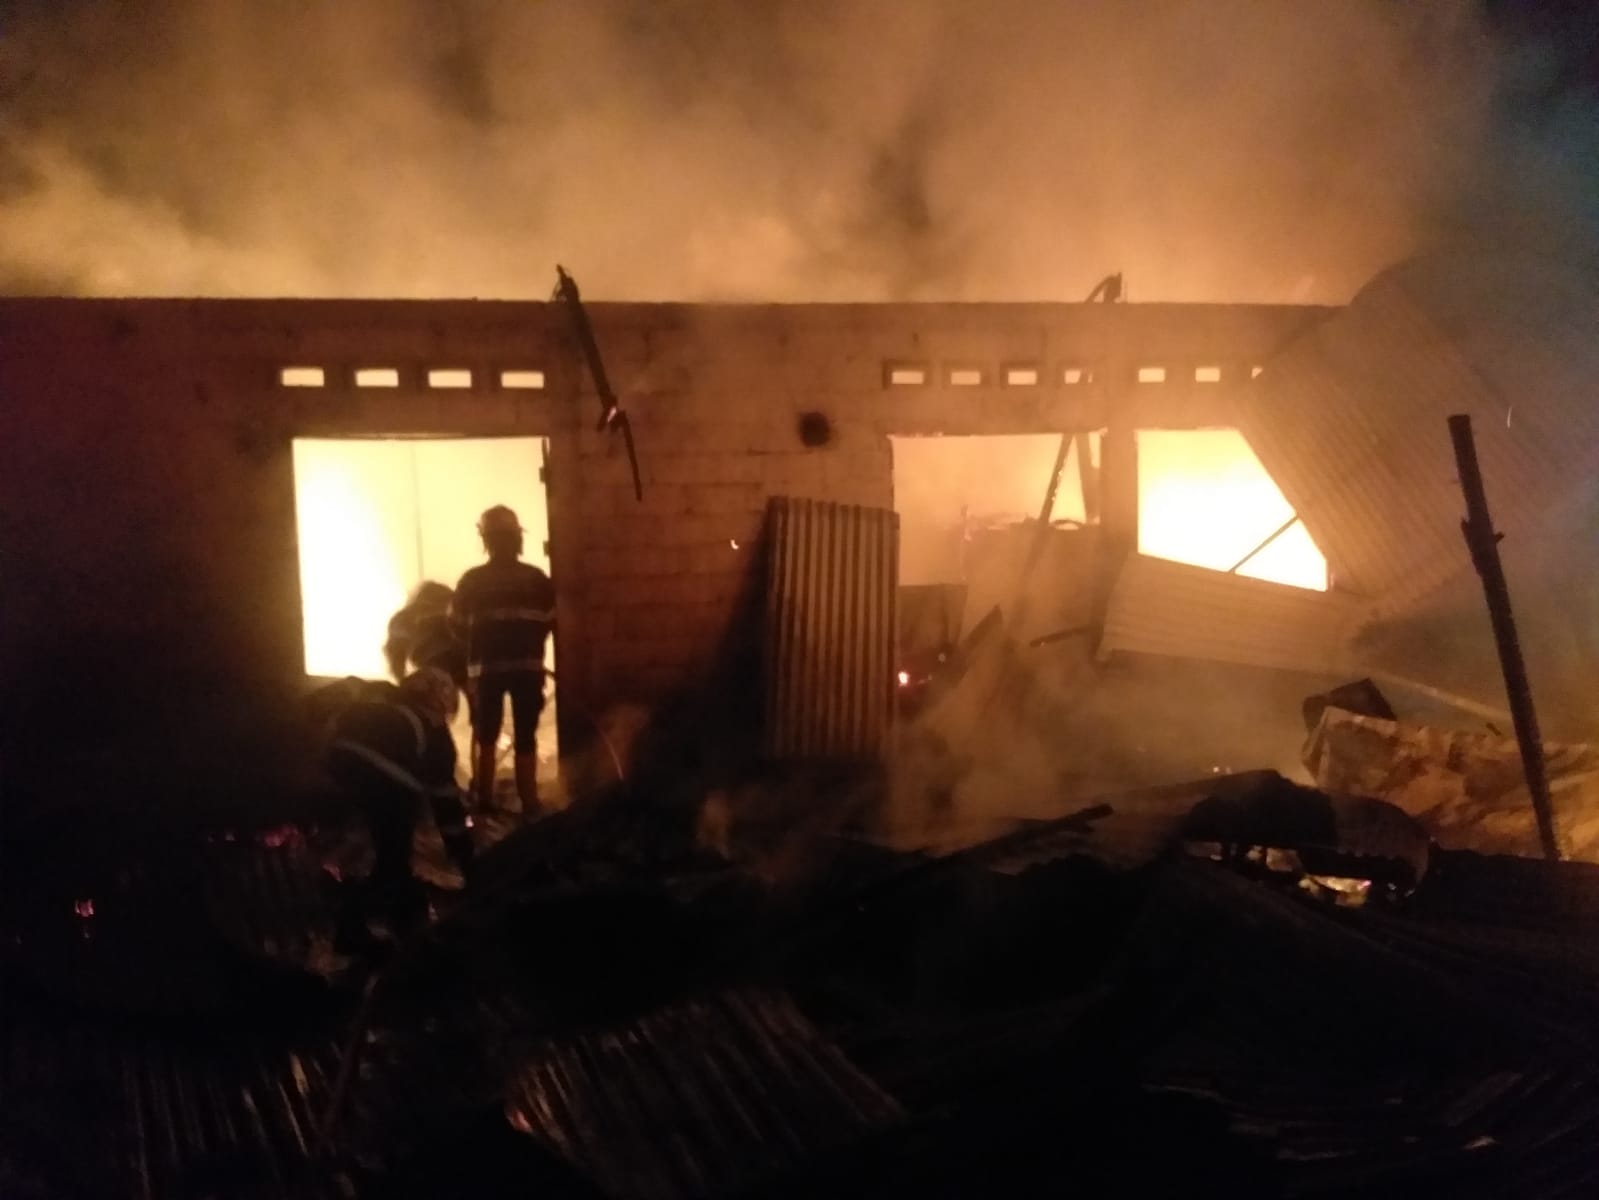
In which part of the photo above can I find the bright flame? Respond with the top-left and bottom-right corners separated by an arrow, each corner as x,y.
291,437 -> 554,678
292,440 -> 413,678
1136,429 -> 1327,590
897,670 -> 911,687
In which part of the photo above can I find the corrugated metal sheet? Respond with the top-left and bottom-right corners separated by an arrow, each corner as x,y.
0,1012 -> 348,1200
764,496 -> 898,761
504,988 -> 905,1200
1099,554 -> 1363,673
1236,252 -> 1599,623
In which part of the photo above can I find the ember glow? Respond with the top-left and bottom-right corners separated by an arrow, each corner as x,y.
1136,430 -> 1327,591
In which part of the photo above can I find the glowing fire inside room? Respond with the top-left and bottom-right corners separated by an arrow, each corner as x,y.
292,435 -> 559,784
890,429 -> 1325,592
891,434 -> 1094,586
290,436 -> 554,679
1136,429 -> 1327,591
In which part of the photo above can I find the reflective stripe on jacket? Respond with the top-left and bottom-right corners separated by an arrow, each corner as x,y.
452,560 -> 555,677
328,690 -> 457,798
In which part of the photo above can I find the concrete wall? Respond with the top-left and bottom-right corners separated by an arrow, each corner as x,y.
0,297 -> 1330,811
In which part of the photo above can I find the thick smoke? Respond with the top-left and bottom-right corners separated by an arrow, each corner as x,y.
1,0 -> 1593,302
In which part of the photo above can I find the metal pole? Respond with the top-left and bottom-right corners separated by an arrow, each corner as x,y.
1447,414 -> 1560,860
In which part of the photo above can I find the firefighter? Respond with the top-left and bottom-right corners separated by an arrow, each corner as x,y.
383,581 -> 459,684
410,606 -> 468,688
325,667 -> 475,944
450,505 -> 556,814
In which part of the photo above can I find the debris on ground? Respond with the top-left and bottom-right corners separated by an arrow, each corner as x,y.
1179,770 -> 1431,905
1304,706 -> 1599,861
8,751 -> 1599,1197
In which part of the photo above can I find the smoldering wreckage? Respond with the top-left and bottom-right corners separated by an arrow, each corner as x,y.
6,255 -> 1599,1197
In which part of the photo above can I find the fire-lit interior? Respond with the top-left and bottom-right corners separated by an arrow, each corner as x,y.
891,428 -> 1326,592
291,436 -> 553,679
1136,428 -> 1327,590
291,436 -> 559,780
890,434 -> 1095,586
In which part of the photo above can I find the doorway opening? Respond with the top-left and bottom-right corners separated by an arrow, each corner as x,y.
889,432 -> 1100,708
290,436 -> 558,788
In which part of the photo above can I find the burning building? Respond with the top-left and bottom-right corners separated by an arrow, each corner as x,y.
8,4 -> 1599,1194
2,248 -> 1596,822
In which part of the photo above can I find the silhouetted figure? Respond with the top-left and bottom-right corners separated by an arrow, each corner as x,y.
451,505 -> 556,814
324,668 -> 474,948
383,581 -> 465,686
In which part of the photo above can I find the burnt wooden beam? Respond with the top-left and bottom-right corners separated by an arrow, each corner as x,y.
554,265 -> 644,502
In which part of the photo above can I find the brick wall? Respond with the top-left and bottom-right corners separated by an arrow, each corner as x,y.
0,297 -> 1331,802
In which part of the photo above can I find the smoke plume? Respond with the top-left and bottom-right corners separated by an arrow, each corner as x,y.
1,0 -> 1594,303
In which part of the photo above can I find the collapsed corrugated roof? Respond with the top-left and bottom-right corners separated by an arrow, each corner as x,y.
1100,554 -> 1363,674
17,773 -> 1599,1196
1100,252 -> 1599,730
505,988 -> 905,1200
1237,251 -> 1599,623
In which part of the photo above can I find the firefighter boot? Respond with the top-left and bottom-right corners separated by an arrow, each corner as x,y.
515,751 -> 539,816
474,739 -> 498,811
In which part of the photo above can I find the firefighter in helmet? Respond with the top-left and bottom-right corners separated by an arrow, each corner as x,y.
450,505 -> 556,813
325,666 -> 475,942
383,581 -> 465,686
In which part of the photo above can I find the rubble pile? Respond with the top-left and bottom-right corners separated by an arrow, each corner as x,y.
8,739 -> 1599,1196
1306,707 -> 1599,862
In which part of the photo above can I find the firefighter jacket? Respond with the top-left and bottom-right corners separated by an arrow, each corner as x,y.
450,560 -> 555,679
327,683 -> 458,802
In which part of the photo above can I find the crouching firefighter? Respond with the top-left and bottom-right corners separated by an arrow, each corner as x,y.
325,668 -> 476,943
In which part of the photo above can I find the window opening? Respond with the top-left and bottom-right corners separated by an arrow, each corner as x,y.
428,368 -> 473,389
280,366 -> 325,388
501,370 -> 546,390
1135,428 -> 1327,590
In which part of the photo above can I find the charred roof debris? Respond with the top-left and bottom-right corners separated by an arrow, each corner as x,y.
13,749 -> 1599,1196
10,614 -> 1599,1194
6,251 -> 1599,1195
